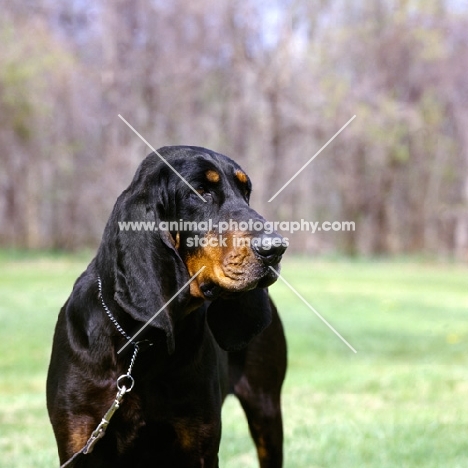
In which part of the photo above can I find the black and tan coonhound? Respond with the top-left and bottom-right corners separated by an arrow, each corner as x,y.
47,146 -> 287,467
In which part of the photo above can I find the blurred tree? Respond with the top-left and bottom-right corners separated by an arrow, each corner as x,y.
0,15 -> 74,248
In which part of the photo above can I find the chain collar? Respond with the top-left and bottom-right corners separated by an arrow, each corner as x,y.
97,275 -> 133,342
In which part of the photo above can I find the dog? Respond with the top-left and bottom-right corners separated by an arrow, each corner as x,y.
47,146 -> 287,467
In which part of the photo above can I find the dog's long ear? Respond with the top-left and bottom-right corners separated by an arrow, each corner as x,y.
207,288 -> 272,351
98,157 -> 189,354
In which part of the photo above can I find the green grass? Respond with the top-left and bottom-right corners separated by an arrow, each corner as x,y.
0,252 -> 467,467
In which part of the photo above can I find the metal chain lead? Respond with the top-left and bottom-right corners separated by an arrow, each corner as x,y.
127,342 -> 139,375
97,275 -> 133,342
97,275 -> 142,393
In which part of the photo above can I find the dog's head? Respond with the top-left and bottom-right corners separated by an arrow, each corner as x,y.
98,146 -> 287,353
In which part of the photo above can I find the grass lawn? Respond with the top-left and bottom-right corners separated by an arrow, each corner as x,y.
0,251 -> 467,467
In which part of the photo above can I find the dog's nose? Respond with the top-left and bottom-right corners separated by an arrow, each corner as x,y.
251,233 -> 287,265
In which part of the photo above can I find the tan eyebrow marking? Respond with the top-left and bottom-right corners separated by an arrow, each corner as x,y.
205,170 -> 220,183
235,170 -> 248,184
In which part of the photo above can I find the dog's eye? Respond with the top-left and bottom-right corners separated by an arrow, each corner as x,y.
193,187 -> 212,201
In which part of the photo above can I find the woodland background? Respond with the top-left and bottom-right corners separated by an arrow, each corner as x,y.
1,0 -> 467,259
